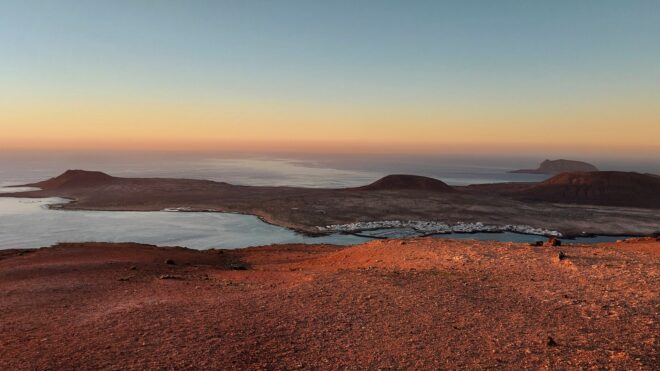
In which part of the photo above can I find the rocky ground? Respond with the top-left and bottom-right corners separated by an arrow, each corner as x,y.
0,238 -> 658,369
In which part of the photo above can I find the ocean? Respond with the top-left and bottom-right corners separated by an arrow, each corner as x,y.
0,152 -> 653,249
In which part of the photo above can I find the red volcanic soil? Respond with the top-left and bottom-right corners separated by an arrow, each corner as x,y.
358,174 -> 455,192
1,239 -> 658,369
517,171 -> 660,208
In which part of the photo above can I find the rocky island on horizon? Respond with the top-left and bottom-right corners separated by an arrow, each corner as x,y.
510,159 -> 599,174
3,169 -> 659,238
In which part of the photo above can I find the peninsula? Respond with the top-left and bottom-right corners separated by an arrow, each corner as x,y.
3,170 -> 659,238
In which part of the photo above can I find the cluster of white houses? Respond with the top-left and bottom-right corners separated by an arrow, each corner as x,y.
318,220 -> 562,237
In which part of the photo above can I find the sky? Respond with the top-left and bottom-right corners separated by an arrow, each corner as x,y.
1,0 -> 659,158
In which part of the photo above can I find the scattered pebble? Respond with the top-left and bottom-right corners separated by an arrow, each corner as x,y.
229,263 -> 248,271
159,274 -> 182,280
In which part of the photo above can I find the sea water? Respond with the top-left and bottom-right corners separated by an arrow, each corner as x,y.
0,197 -> 371,250
0,197 -> 632,250
0,154 -> 646,249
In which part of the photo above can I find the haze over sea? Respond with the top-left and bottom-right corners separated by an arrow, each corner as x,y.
2,151 -> 658,188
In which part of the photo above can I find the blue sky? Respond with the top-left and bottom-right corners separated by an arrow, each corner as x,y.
1,1 -> 659,155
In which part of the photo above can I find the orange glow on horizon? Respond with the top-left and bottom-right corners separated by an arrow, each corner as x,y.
2,1 -> 659,161
2,137 -> 660,159
1,95 -> 659,157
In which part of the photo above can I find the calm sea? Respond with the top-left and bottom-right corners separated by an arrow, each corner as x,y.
0,151 -> 554,187
0,152 -> 653,249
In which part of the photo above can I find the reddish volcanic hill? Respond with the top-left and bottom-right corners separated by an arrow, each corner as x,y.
359,174 -> 455,192
517,171 -> 660,208
30,170 -> 116,189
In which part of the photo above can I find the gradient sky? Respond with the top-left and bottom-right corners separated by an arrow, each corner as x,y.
1,1 -> 659,156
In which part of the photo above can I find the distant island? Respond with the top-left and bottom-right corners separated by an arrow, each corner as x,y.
510,159 -> 599,174
2,169 -> 659,238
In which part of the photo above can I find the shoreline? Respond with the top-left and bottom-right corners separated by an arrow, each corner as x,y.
8,195 -> 652,244
45,197 -> 657,240
5,194 -> 658,239
1,170 -> 659,239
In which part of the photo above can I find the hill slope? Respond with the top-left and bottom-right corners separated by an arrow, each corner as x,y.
0,238 -> 657,369
29,170 -> 116,189
517,171 -> 660,208
358,174 -> 455,192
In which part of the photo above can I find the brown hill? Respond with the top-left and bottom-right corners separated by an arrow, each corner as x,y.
30,170 -> 116,189
516,171 -> 660,208
511,159 -> 599,174
358,174 -> 455,192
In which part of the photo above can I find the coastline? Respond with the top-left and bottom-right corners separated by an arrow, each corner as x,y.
2,194 -> 653,247
2,170 -> 659,239
35,196 -> 660,240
